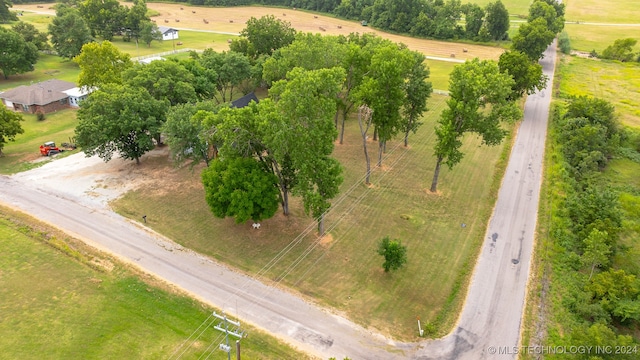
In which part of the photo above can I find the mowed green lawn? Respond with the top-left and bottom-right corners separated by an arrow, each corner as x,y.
0,208 -> 308,359
556,55 -> 640,127
112,94 -> 510,339
0,109 -> 79,174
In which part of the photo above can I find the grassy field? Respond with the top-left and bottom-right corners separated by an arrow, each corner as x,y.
112,94 -> 510,340
555,55 -> 640,127
0,109 -> 80,174
0,206 -> 308,359
0,54 -> 80,91
564,24 -> 640,53
469,0 -> 532,18
565,0 -> 640,23
425,60 -> 456,91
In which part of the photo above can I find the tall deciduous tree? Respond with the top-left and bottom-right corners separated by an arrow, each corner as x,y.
528,0 -> 564,34
124,61 -> 197,106
431,59 -> 521,192
484,0 -> 510,41
202,157 -> 280,224
0,106 -> 24,156
581,228 -> 611,280
402,51 -> 432,146
124,0 -> 150,43
230,15 -> 296,58
74,41 -> 132,88
198,50 -> 252,104
356,44 -> 414,166
78,0 -> 124,40
75,84 -> 168,164
11,22 -> 50,51
511,17 -> 555,61
266,67 -> 345,234
463,3 -> 485,40
139,20 -> 162,47
49,5 -> 92,59
0,27 -> 38,79
498,50 -> 547,100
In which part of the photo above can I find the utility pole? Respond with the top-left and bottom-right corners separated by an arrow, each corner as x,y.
213,311 -> 244,360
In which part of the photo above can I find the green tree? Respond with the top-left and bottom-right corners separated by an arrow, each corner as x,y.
402,51 -> 432,146
78,0 -> 124,40
0,27 -> 38,80
0,106 -> 24,156
49,5 -> 92,59
511,17 -> 555,61
201,157 -> 280,224
139,20 -> 162,47
431,59 -> 521,192
587,269 -> 640,322
463,3 -> 485,40
0,0 -> 17,23
124,0 -> 149,44
581,228 -> 611,280
498,50 -> 547,100
377,236 -> 408,272
356,44 -> 414,166
162,101 -> 220,167
124,61 -> 197,106
601,38 -> 638,62
75,84 -> 168,164
11,21 -> 50,51
198,50 -> 252,104
566,185 -> 622,245
230,15 -> 296,58
528,0 -> 564,34
267,67 -> 345,233
484,0 -> 510,41
74,41 -> 132,88
558,30 -> 571,54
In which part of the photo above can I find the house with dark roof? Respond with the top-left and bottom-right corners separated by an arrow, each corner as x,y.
158,26 -> 179,41
0,80 -> 92,114
231,92 -> 259,108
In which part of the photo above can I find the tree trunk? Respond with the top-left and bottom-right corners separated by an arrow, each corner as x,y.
404,128 -> 410,147
377,141 -> 383,167
334,111 -> 339,128
363,130 -> 371,185
282,188 -> 289,216
373,127 -> 378,141
339,110 -> 347,144
135,156 -> 141,165
318,214 -> 325,236
430,156 -> 443,192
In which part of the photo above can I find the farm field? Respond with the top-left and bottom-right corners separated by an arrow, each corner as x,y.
555,55 -> 640,127
14,2 -> 504,61
564,23 -> 640,53
564,0 -> 640,24
112,94 -> 511,339
0,207 -> 307,359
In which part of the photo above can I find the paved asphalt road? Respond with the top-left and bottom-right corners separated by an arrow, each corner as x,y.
0,42 -> 556,359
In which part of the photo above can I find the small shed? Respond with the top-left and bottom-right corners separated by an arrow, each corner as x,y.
158,26 -> 179,41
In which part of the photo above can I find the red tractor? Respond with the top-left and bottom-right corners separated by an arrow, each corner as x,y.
39,141 -> 62,156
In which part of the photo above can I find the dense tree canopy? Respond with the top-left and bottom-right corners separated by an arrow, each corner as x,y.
11,21 -> 49,51
75,84 -> 169,164
484,0 -> 510,41
197,49 -> 252,103
124,61 -> 198,106
230,15 -> 296,58
601,38 -> 638,62
511,17 -> 555,61
0,27 -> 38,79
0,0 -> 17,23
0,106 -> 24,156
139,20 -> 162,47
202,157 -> 280,223
74,41 -> 133,88
78,0 -> 124,40
49,5 -> 93,59
498,50 -> 546,100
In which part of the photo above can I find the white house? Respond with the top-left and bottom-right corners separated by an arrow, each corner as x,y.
158,26 -> 179,41
62,87 -> 95,107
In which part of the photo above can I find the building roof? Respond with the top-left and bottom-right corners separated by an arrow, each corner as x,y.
231,92 -> 259,108
158,26 -> 179,35
138,56 -> 166,64
0,80 -> 77,106
62,86 -> 95,98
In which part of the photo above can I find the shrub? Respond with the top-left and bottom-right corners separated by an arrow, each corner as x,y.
36,110 -> 46,121
558,31 -> 571,54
